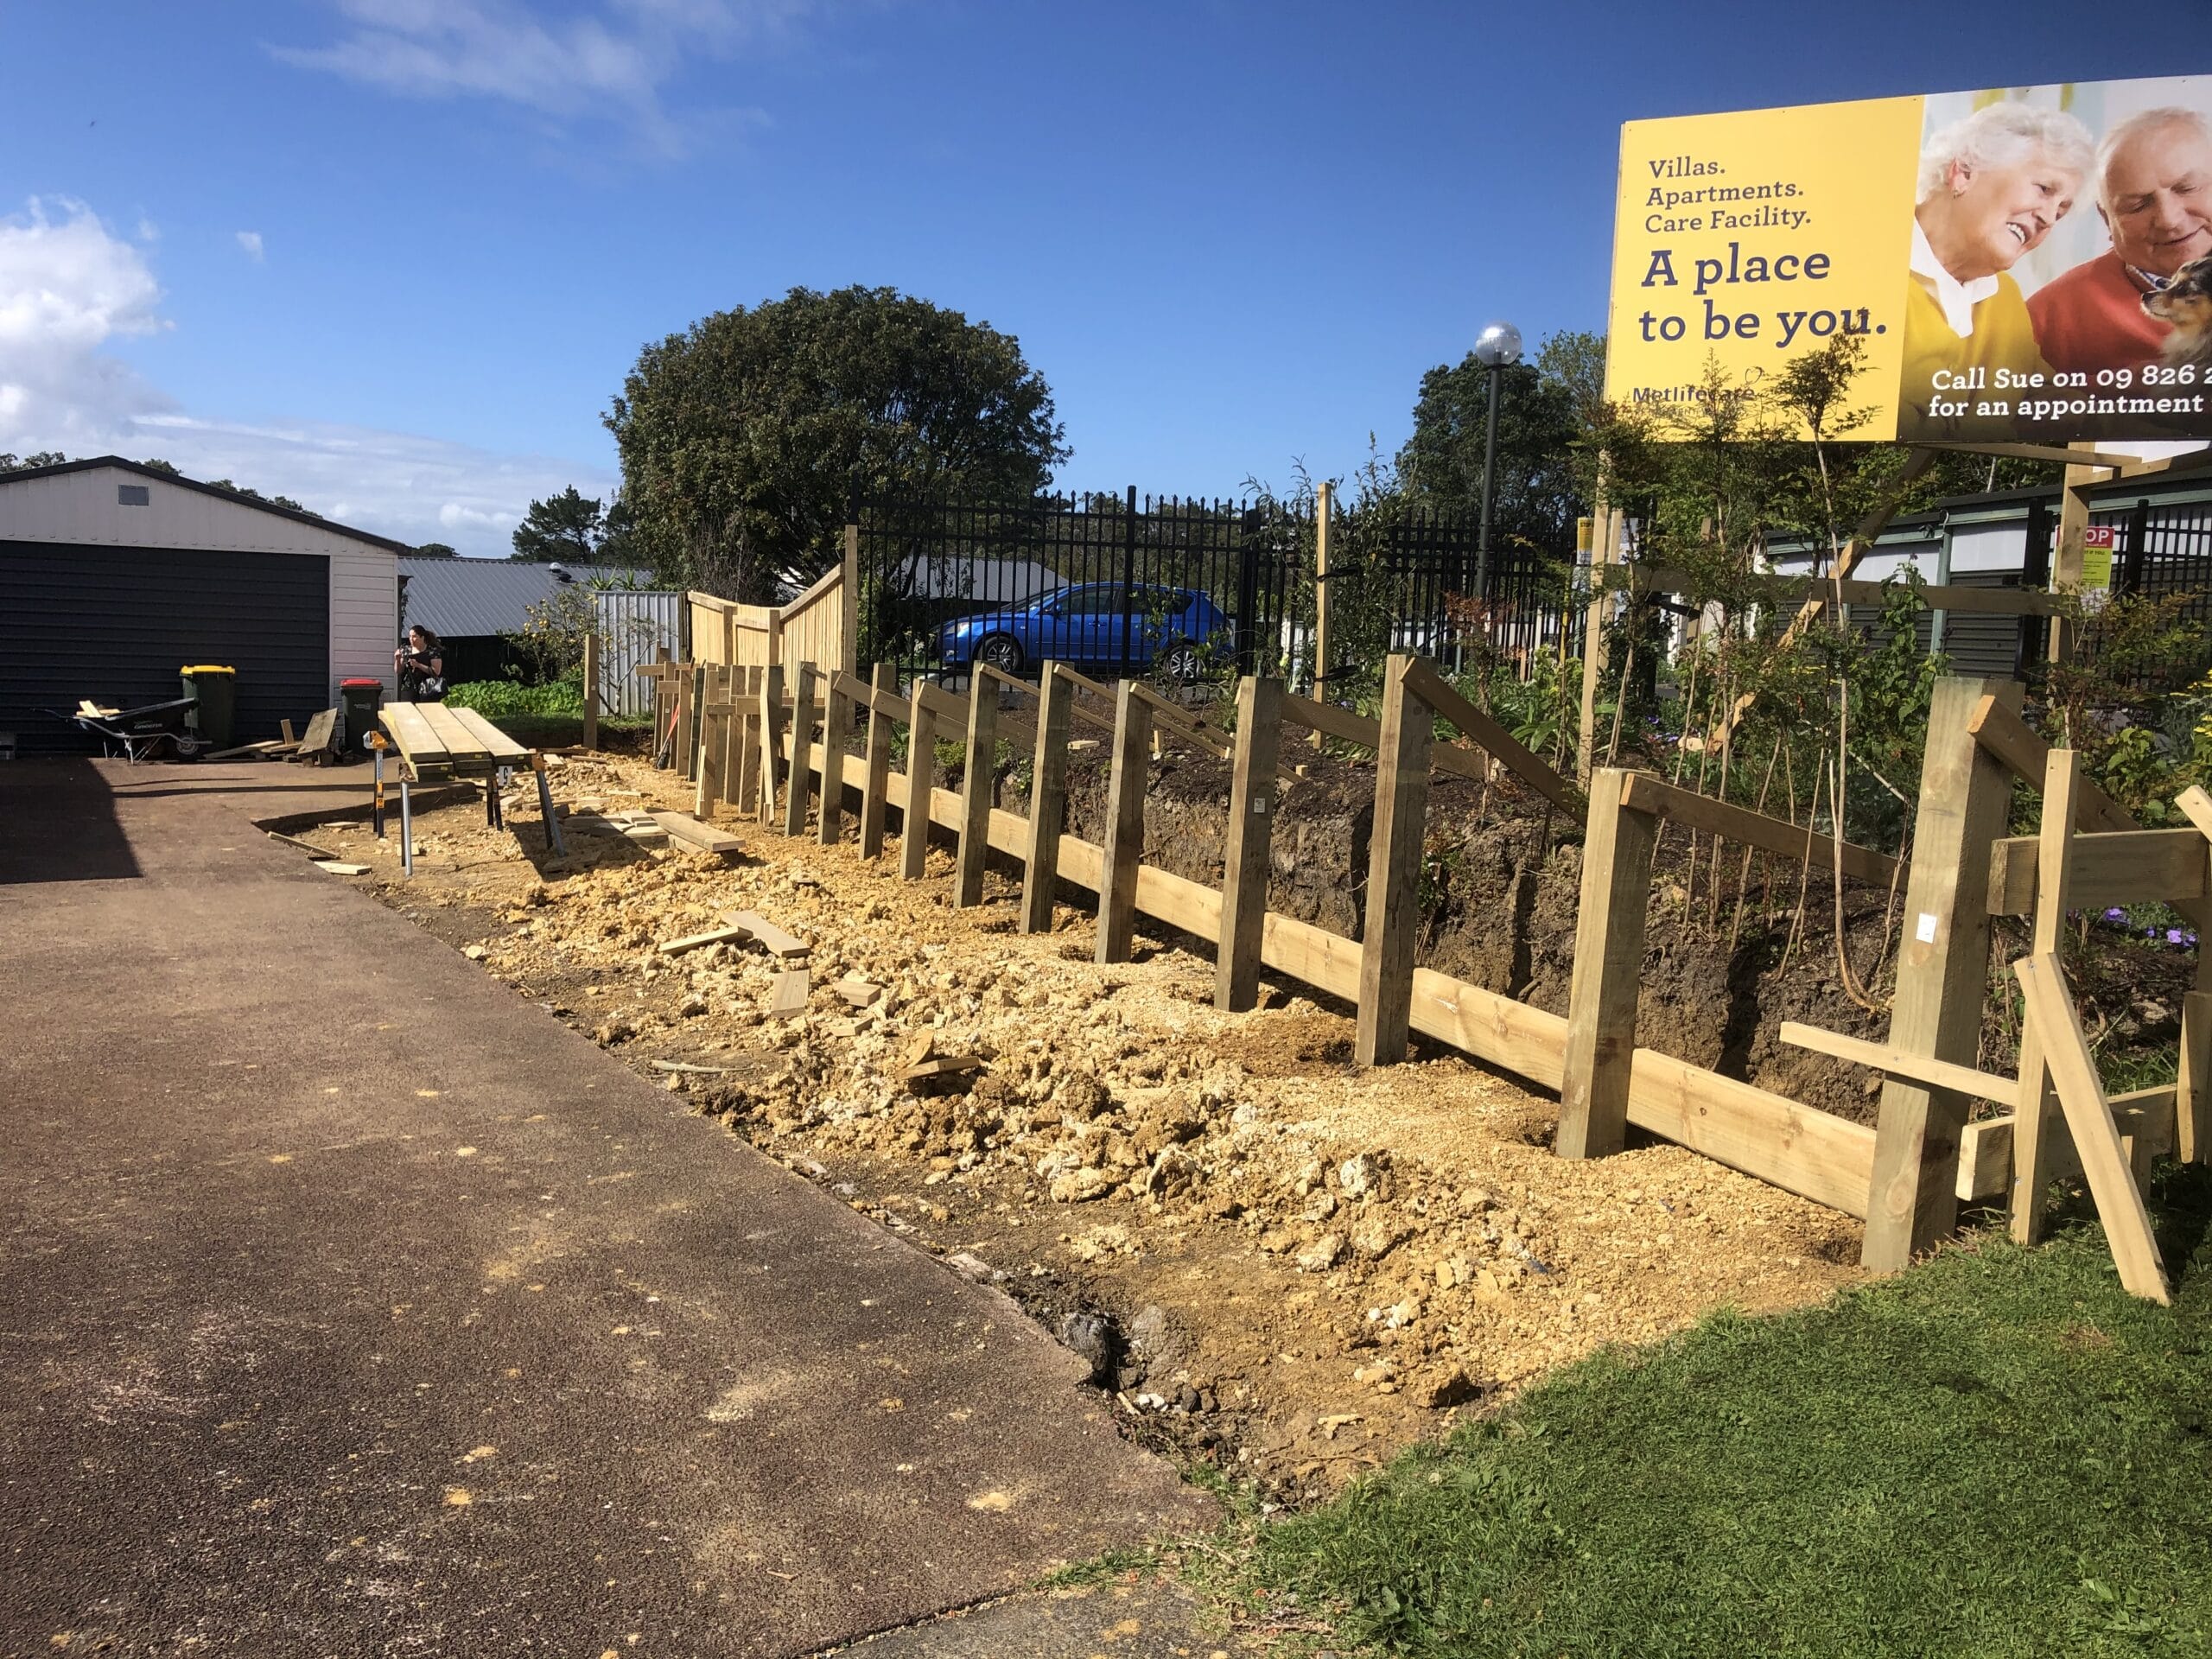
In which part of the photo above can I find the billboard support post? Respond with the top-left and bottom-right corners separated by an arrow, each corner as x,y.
2049,443 -> 2101,667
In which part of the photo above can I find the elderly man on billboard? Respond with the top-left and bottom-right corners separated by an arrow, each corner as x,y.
1902,102 -> 2094,429
2029,107 -> 2212,375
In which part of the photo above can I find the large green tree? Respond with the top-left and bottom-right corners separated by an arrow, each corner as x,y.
605,285 -> 1068,599
1397,330 -> 1605,556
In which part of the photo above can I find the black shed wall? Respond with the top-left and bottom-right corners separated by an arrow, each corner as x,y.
1,541 -> 329,753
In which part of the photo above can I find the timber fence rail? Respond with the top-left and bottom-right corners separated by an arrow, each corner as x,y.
633,645 -> 1910,1225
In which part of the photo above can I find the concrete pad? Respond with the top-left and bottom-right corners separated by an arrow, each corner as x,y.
0,760 -> 1211,1656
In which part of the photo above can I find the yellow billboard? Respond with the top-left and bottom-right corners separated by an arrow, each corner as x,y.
1605,76 -> 2212,442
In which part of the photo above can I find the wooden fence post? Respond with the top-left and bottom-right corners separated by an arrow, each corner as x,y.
1576,507 -> 1617,785
2009,746 -> 2080,1243
900,683 -> 940,880
1021,664 -> 1073,933
860,663 -> 896,859
731,667 -> 760,812
757,664 -> 785,827
842,520 -> 861,678
784,661 -> 816,836
955,677 -> 999,906
2049,448 -> 2099,666
676,664 -> 699,780
1096,680 -> 1153,964
582,631 -> 600,751
721,665 -> 748,810
818,666 -> 850,846
1217,674 -> 1284,1012
693,665 -> 727,822
1354,655 -> 1431,1066
1862,675 -> 2023,1273
1556,766 -> 1658,1158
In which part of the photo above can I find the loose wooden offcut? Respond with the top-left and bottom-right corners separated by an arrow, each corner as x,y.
647,810 -> 743,855
906,1052 -> 985,1081
313,861 -> 372,876
835,975 -> 882,1007
767,969 -> 811,1019
657,923 -> 752,957
725,910 -> 809,958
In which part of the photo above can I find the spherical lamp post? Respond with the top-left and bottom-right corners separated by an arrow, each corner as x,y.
1469,321 -> 1522,615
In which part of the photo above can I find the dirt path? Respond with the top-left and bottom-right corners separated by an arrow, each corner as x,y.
321,749 -> 1866,1506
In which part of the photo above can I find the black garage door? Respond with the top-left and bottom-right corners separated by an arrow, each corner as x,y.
1,541 -> 329,754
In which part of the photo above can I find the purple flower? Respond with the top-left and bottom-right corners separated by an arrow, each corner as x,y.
2106,907 -> 2127,922
2171,929 -> 2188,945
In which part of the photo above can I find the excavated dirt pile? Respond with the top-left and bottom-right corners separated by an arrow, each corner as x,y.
289,739 -> 1881,1505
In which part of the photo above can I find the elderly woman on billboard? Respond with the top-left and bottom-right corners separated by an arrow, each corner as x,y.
1903,102 -> 2094,429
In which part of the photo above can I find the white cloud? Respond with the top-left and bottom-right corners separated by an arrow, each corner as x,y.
270,0 -> 808,153
0,196 -> 613,556
136,217 -> 159,242
235,230 -> 264,262
0,197 -> 173,454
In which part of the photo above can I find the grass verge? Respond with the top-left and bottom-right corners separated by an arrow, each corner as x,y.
1243,1168 -> 2212,1656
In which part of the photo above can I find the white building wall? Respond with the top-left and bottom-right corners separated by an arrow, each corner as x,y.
0,465 -> 402,697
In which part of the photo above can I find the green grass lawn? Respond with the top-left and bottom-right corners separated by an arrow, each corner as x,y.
1246,1171 -> 2212,1657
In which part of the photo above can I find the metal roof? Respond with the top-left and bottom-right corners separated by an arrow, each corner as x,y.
0,455 -> 416,554
397,558 -> 660,639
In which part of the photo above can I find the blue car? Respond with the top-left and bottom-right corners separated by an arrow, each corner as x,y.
934,582 -> 1230,678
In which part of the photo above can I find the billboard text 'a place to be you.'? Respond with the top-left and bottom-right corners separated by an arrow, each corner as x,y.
1606,75 -> 2212,443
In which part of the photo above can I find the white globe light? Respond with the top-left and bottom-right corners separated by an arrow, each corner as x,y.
1471,321 -> 1522,367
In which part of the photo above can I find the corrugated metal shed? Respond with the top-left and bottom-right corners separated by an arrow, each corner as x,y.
397,559 -> 655,639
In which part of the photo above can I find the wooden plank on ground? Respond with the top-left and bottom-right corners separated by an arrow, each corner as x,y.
2015,951 -> 2171,1303
658,923 -> 751,957
1621,771 -> 1899,889
726,910 -> 809,957
646,810 -> 743,855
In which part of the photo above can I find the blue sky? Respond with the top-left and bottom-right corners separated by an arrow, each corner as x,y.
0,2 -> 2190,555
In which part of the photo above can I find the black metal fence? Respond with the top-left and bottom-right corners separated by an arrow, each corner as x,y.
2068,494 -> 2212,694
852,487 -> 1580,690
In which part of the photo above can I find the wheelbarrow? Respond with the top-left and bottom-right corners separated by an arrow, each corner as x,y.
41,696 -> 207,762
